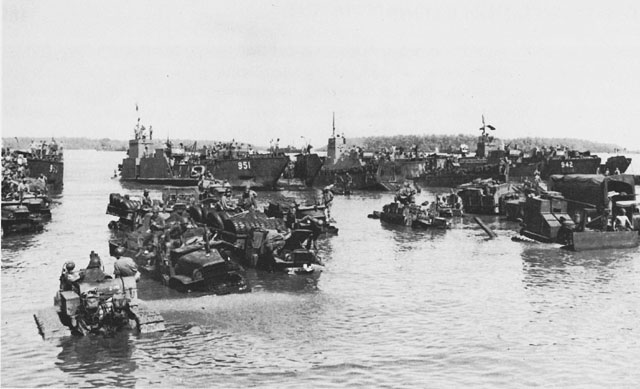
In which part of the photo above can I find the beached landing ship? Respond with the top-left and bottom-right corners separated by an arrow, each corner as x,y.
416,118 -> 507,188
34,263 -> 164,339
282,151 -> 325,188
517,174 -> 639,250
602,155 -> 632,176
7,149 -> 65,190
117,118 -> 289,189
313,135 -> 382,191
26,154 -> 64,190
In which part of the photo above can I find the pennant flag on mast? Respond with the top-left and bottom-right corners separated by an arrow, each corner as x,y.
479,115 -> 496,135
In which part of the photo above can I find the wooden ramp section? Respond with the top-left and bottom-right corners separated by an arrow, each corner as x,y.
473,216 -> 497,239
378,181 -> 399,191
34,308 -> 67,340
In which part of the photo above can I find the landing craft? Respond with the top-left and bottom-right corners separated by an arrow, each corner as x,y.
517,174 -> 640,251
116,109 -> 289,189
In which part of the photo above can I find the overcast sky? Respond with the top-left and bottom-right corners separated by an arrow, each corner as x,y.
3,0 -> 639,149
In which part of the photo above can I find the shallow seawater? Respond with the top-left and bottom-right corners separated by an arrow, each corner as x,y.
2,150 -> 640,388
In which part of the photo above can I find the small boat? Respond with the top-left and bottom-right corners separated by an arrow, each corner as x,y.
371,202 -> 450,229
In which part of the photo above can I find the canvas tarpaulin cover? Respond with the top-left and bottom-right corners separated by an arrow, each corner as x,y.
548,174 -> 636,208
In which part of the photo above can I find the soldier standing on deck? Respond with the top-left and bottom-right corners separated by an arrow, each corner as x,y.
141,189 -> 153,208
395,181 -> 416,206
17,179 -> 29,204
241,185 -> 258,211
322,186 -> 335,222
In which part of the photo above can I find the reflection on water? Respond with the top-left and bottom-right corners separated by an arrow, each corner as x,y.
56,334 -> 137,388
2,150 -> 640,388
521,244 -> 636,290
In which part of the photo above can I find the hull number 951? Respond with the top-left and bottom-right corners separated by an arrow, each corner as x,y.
238,161 -> 252,170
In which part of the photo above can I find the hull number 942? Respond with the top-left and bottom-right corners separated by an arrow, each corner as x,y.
238,161 -> 252,170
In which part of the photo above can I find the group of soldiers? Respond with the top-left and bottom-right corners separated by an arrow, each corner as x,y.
394,181 -> 462,215
201,141 -> 256,160
1,149 -> 49,202
126,183 -> 332,272
59,250 -> 139,292
218,186 -> 258,212
556,207 -> 634,246
28,139 -> 62,159
130,185 -> 260,255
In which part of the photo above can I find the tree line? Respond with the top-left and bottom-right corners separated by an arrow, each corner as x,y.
3,137 -> 129,151
344,134 -> 631,153
3,134 -> 633,154
2,137 -> 259,152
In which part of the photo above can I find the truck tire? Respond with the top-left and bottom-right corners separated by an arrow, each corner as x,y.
188,206 -> 204,223
206,211 -> 224,229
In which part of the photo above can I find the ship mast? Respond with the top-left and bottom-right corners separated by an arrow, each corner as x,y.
477,115 -> 496,158
332,112 -> 336,137
480,114 -> 487,137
